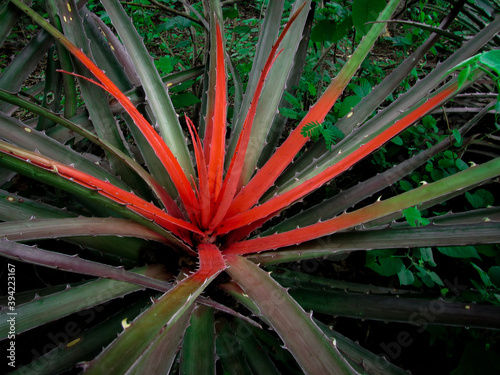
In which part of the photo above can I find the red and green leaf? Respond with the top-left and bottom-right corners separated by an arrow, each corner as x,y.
217,77 -> 466,235
224,156 -> 500,255
209,2 -> 308,231
0,141 -> 200,241
225,0 -> 400,218
10,0 -> 200,221
204,20 -> 227,207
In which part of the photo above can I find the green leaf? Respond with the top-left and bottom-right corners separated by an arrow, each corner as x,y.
466,189 -> 495,208
331,16 -> 353,43
301,121 -> 323,139
399,180 -> 413,192
457,65 -> 471,88
100,0 -> 195,177
230,0 -> 311,186
180,306 -> 216,375
82,243 -> 224,374
311,20 -> 337,43
155,56 -> 174,75
430,168 -> 444,181
338,95 -> 362,118
402,206 -> 430,227
233,319 -> 281,375
233,25 -> 252,34
478,49 -> 500,76
427,270 -> 444,286
366,250 -> 404,276
456,158 -> 469,171
129,305 -> 194,374
283,91 -> 301,107
171,92 -> 201,108
223,6 -> 238,20
10,298 -> 151,375
476,244 -> 499,257
398,268 -> 415,285
162,16 -> 192,30
391,135 -> 404,146
452,128 -> 463,146
216,320 -> 253,375
422,115 -> 438,132
437,246 -> 481,259
414,264 -> 438,287
348,78 -> 372,97
225,255 -> 355,374
413,247 -> 437,267
0,268 -> 160,338
0,111 -> 128,191
419,247 -> 437,267
471,262 -> 493,287
307,81 -> 317,96
352,0 -> 387,36
280,107 -> 300,119
321,122 -> 344,148
488,266 -> 500,287
300,121 -> 343,148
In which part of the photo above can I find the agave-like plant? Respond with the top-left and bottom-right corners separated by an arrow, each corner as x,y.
1,0 -> 500,373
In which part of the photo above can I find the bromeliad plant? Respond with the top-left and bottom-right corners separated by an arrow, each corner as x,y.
1,0 -> 500,373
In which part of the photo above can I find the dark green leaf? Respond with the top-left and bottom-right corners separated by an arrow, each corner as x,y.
279,107 -> 300,119
472,262 -> 493,287
399,180 -> 413,192
427,270 -> 444,286
456,158 -> 469,171
451,339 -> 500,375
366,250 -> 404,276
398,268 -> 415,285
452,128 -> 463,146
391,135 -> 404,146
466,189 -> 495,208
311,20 -> 337,43
233,25 -> 252,34
171,92 -> 201,108
283,91 -> 301,107
174,40 -> 191,49
488,266 -> 500,287
349,78 -> 372,97
331,16 -> 353,44
437,246 -> 481,259
301,121 -> 323,139
352,0 -> 387,36
338,95 -> 362,118
162,16 -> 192,30
223,6 -> 238,20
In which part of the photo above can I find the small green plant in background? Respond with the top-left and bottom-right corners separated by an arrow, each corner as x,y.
300,120 -> 344,148
1,0 -> 500,374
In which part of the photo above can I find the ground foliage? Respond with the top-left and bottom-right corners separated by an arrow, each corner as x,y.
1,0 -> 500,374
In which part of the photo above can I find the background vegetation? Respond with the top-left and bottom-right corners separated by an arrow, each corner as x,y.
1,0 -> 500,374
